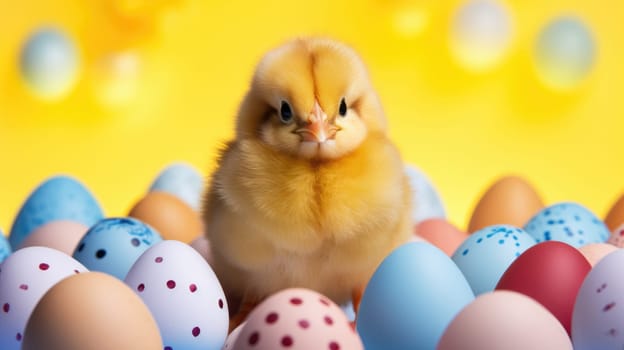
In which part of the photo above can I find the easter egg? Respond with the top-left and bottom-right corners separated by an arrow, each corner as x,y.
604,194 -> 624,232
495,241 -> 592,334
72,217 -> 162,280
125,240 -> 228,350
233,288 -> 363,350
578,243 -> 619,266
149,162 -> 204,211
404,165 -> 446,223
0,230 -> 11,263
19,27 -> 79,101
572,249 -> 624,349
438,291 -> 572,350
534,16 -> 596,91
452,225 -> 536,295
22,272 -> 162,350
9,175 -> 104,249
449,0 -> 513,72
608,224 -> 624,247
92,51 -> 140,108
0,247 -> 88,350
190,235 -> 213,266
468,175 -> 544,233
414,218 -> 468,256
357,242 -> 474,350
524,202 -> 609,248
18,220 -> 89,255
222,322 -> 245,350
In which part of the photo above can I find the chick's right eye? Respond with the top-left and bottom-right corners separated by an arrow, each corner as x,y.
280,101 -> 293,123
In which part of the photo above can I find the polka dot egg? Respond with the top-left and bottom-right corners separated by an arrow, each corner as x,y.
124,240 -> 228,350
0,246 -> 88,350
607,223 -> 624,248
232,288 -> 363,350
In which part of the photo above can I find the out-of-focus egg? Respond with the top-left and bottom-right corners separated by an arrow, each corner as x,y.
578,243 -> 619,266
190,235 -> 213,266
233,288 -> 363,350
22,272 -> 162,350
438,291 -> 572,350
415,218 -> 468,256
405,165 -> 446,224
608,223 -> 624,247
452,225 -> 536,295
222,322 -> 245,350
129,191 -> 203,243
496,241 -> 591,334
0,229 -> 11,263
125,240 -> 228,350
357,242 -> 474,350
18,220 -> 89,255
9,175 -> 104,249
0,246 -> 87,350
524,202 -> 609,248
149,162 -> 204,211
572,249 -> 624,349
72,217 -> 162,280
605,194 -> 624,232
468,175 -> 544,233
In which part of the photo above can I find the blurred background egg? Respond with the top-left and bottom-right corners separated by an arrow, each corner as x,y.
524,202 -> 609,248
604,193 -> 624,232
452,225 -> 536,295
573,249 -> 624,349
578,243 -> 619,267
404,165 -> 446,224
0,229 -> 11,263
468,175 -> 544,233
72,217 -> 162,280
125,240 -> 228,350
233,288 -> 363,350
22,272 -> 162,350
414,218 -> 468,256
190,235 -> 213,266
9,175 -> 104,249
357,242 -> 474,350
91,51 -> 141,108
607,224 -> 624,247
18,220 -> 89,255
128,191 -> 203,243
148,162 -> 204,212
0,246 -> 88,350
495,241 -> 591,334
437,291 -> 572,350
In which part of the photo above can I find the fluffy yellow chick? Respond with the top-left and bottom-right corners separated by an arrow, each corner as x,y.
202,37 -> 412,325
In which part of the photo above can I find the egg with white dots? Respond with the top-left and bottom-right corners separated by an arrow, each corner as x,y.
0,246 -> 88,350
124,240 -> 229,350
452,225 -> 537,295
0,230 -> 11,263
524,202 -> 609,248
72,217 -> 162,280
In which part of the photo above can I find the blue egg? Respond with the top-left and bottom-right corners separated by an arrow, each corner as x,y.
9,175 -> 104,249
0,230 -> 11,263
524,202 -> 608,248
20,27 -> 79,100
404,165 -> 446,224
149,163 -> 204,211
72,217 -> 162,280
357,242 -> 474,350
452,225 -> 536,295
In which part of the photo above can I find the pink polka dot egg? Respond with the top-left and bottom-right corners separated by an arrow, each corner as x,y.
232,288 -> 363,350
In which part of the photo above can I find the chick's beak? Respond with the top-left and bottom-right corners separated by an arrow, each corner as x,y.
295,100 -> 339,143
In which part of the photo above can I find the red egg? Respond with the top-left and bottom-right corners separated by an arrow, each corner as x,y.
495,241 -> 591,335
414,218 -> 468,256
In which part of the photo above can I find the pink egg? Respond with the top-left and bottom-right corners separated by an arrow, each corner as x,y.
233,288 -> 363,350
190,235 -> 213,266
18,220 -> 89,255
414,218 -> 468,256
578,243 -> 619,266
607,223 -> 624,247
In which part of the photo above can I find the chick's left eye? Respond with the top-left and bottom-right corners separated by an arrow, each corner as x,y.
339,98 -> 347,117
280,101 -> 294,123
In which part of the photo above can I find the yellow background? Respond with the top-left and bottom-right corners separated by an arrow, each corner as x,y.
0,0 -> 622,233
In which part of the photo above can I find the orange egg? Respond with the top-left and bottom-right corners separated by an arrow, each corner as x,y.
414,218 -> 468,256
468,175 -> 544,233
605,193 -> 624,232
128,191 -> 203,243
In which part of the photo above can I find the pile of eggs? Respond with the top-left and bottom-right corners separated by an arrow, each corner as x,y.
2,164 -> 624,350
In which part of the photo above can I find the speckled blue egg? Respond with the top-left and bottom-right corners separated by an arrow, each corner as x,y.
357,242 -> 474,350
9,175 -> 104,249
0,230 -> 11,263
72,217 -> 162,280
524,202 -> 609,248
452,225 -> 536,295
405,164 -> 446,224
149,163 -> 204,211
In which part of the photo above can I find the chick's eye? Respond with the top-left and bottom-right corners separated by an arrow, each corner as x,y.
280,101 -> 294,123
339,98 -> 347,117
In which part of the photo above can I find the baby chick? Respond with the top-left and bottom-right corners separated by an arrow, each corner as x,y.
202,37 -> 412,325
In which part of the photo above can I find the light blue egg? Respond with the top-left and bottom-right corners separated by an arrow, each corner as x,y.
72,217 -> 162,280
357,242 -> 474,350
524,202 -> 608,248
0,230 -> 11,263
149,163 -> 204,211
404,165 -> 446,224
9,175 -> 104,249
452,225 -> 536,295
535,16 -> 596,90
20,27 -> 79,100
